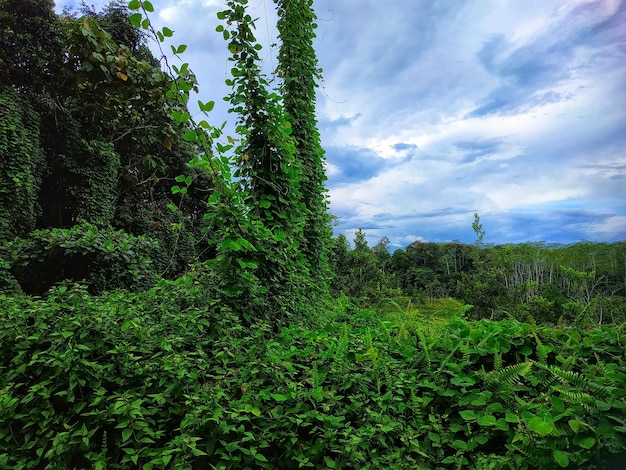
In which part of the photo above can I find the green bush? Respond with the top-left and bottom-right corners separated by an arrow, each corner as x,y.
1,287 -> 624,469
2,223 -> 160,294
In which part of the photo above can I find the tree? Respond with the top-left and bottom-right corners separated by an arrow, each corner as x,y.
0,0 -> 63,93
472,212 -> 486,247
275,0 -> 332,300
1,2 -> 213,293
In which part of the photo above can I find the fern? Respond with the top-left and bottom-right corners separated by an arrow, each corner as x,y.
494,351 -> 503,372
486,361 -> 533,392
415,326 -> 432,372
364,327 -> 373,351
335,323 -> 350,368
436,343 -> 462,376
551,385 -> 595,411
460,340 -> 471,366
549,366 -> 590,390
440,329 -> 453,351
312,362 -> 320,388
533,333 -> 548,363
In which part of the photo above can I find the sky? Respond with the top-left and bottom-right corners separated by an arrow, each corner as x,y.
55,0 -> 626,249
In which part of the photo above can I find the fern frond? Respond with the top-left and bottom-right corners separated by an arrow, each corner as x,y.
441,329 -> 453,350
533,333 -> 547,363
486,361 -> 533,392
436,343 -> 462,376
460,341 -> 471,365
312,362 -> 319,388
551,385 -> 595,411
364,327 -> 373,350
549,366 -> 589,389
494,351 -> 503,372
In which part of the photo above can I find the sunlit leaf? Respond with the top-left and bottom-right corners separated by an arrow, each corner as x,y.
553,450 -> 569,468
142,1 -> 154,12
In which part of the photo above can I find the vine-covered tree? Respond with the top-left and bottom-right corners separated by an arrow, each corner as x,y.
0,0 -> 212,293
275,0 -> 332,302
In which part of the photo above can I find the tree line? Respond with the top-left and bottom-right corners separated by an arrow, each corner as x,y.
332,228 -> 626,326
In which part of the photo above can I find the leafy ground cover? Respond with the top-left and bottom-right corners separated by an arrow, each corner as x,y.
1,284 -> 625,469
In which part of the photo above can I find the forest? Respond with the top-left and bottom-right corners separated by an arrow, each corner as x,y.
0,1 -> 625,468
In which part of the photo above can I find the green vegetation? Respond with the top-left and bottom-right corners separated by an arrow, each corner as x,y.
0,1 -> 624,468
1,285 -> 625,468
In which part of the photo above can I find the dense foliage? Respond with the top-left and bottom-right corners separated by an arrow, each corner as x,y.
332,229 -> 626,328
1,1 -> 624,468
0,0 -> 212,294
1,286 -> 625,468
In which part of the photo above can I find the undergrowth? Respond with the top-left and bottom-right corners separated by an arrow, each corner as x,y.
1,284 -> 625,468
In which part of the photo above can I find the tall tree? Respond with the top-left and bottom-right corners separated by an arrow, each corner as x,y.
275,0 -> 332,301
220,0 -> 311,321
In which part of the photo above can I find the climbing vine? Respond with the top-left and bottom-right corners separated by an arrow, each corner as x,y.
275,0 -> 332,304
128,0 -> 331,324
0,87 -> 44,240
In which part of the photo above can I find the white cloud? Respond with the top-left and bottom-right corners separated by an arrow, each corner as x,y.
53,0 -> 626,245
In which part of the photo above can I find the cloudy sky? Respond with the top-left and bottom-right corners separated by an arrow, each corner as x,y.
55,0 -> 626,248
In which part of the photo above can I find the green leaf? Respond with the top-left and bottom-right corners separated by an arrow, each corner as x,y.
553,450 -> 569,468
162,27 -> 173,37
175,175 -> 186,183
259,200 -> 271,209
171,110 -> 189,123
122,428 -> 132,442
142,1 -> 154,12
459,410 -> 476,421
255,454 -> 268,462
171,185 -> 181,194
183,131 -> 197,141
243,404 -> 261,417
477,413 -> 497,426
129,13 -> 142,27
128,0 -> 140,10
324,457 -> 337,469
550,396 -> 565,413
573,436 -> 595,449
451,440 -> 467,451
520,345 -> 533,355
568,419 -> 581,433
271,393 -> 288,402
198,100 -> 215,112
312,387 -> 323,401
528,417 -> 554,436
176,44 -> 188,54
